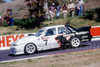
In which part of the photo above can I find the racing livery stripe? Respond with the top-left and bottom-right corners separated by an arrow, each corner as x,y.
55,39 -> 62,47
65,35 -> 71,41
55,35 -> 63,47
90,27 -> 100,37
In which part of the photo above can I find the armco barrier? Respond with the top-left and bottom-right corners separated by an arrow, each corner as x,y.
0,33 -> 34,50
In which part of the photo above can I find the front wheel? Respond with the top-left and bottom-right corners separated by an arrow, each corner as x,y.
24,43 -> 37,54
70,37 -> 81,48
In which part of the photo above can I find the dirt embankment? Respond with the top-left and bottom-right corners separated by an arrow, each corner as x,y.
0,0 -> 28,18
0,0 -> 100,18
85,0 -> 100,9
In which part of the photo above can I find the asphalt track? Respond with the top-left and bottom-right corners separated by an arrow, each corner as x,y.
0,40 -> 100,62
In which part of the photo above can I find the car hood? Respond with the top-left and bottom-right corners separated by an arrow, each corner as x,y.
14,36 -> 39,44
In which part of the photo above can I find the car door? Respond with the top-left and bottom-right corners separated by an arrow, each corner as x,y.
46,28 -> 59,48
57,27 -> 71,43
41,27 -> 58,49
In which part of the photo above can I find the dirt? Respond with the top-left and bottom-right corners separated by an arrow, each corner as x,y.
80,62 -> 100,67
85,0 -> 100,9
0,0 -> 28,18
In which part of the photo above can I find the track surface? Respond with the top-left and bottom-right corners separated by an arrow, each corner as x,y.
0,41 -> 100,62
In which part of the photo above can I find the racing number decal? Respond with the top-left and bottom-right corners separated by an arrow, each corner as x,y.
44,40 -> 48,45
41,37 -> 48,45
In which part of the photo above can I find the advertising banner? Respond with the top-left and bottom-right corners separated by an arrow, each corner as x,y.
0,34 -> 28,50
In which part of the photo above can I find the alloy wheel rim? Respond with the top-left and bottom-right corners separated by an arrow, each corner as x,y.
26,44 -> 35,53
71,38 -> 80,47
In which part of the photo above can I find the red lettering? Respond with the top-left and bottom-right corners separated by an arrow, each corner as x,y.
12,35 -> 19,42
0,34 -> 25,48
0,36 -> 5,47
6,36 -> 12,47
19,34 -> 24,39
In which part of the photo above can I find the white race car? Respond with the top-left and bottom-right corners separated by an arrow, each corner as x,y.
10,25 -> 67,55
10,24 -> 92,55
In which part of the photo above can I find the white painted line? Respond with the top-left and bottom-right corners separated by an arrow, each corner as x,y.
91,38 -> 100,41
0,55 -> 46,63
92,26 -> 100,28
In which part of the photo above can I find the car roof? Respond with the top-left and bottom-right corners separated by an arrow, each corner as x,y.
44,25 -> 65,29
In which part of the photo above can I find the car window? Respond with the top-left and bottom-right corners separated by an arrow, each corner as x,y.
45,28 -> 56,36
58,27 -> 69,34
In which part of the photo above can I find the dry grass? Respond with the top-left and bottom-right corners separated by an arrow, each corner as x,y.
43,17 -> 100,28
0,17 -> 100,35
0,26 -> 39,35
0,49 -> 100,67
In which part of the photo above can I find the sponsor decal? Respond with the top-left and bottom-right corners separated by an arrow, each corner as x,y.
41,37 -> 49,40
0,34 -> 25,48
63,33 -> 74,37
76,31 -> 88,35
82,36 -> 88,38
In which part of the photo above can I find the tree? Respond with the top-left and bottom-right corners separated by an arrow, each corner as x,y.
24,0 -> 59,17
24,0 -> 59,27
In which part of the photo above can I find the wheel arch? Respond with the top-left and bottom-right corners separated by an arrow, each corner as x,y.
71,35 -> 82,42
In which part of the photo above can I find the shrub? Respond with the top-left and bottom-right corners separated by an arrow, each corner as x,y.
83,7 -> 100,22
2,21 -> 8,27
95,7 -> 100,22
83,9 -> 94,20
14,18 -> 22,25
14,18 -> 38,28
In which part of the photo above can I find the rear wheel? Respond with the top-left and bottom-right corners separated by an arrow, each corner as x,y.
24,43 -> 36,54
70,37 -> 80,48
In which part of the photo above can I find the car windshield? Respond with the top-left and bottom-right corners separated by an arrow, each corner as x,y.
34,28 -> 45,36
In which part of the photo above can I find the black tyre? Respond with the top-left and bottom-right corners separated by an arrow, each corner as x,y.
70,37 -> 81,48
24,43 -> 37,54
